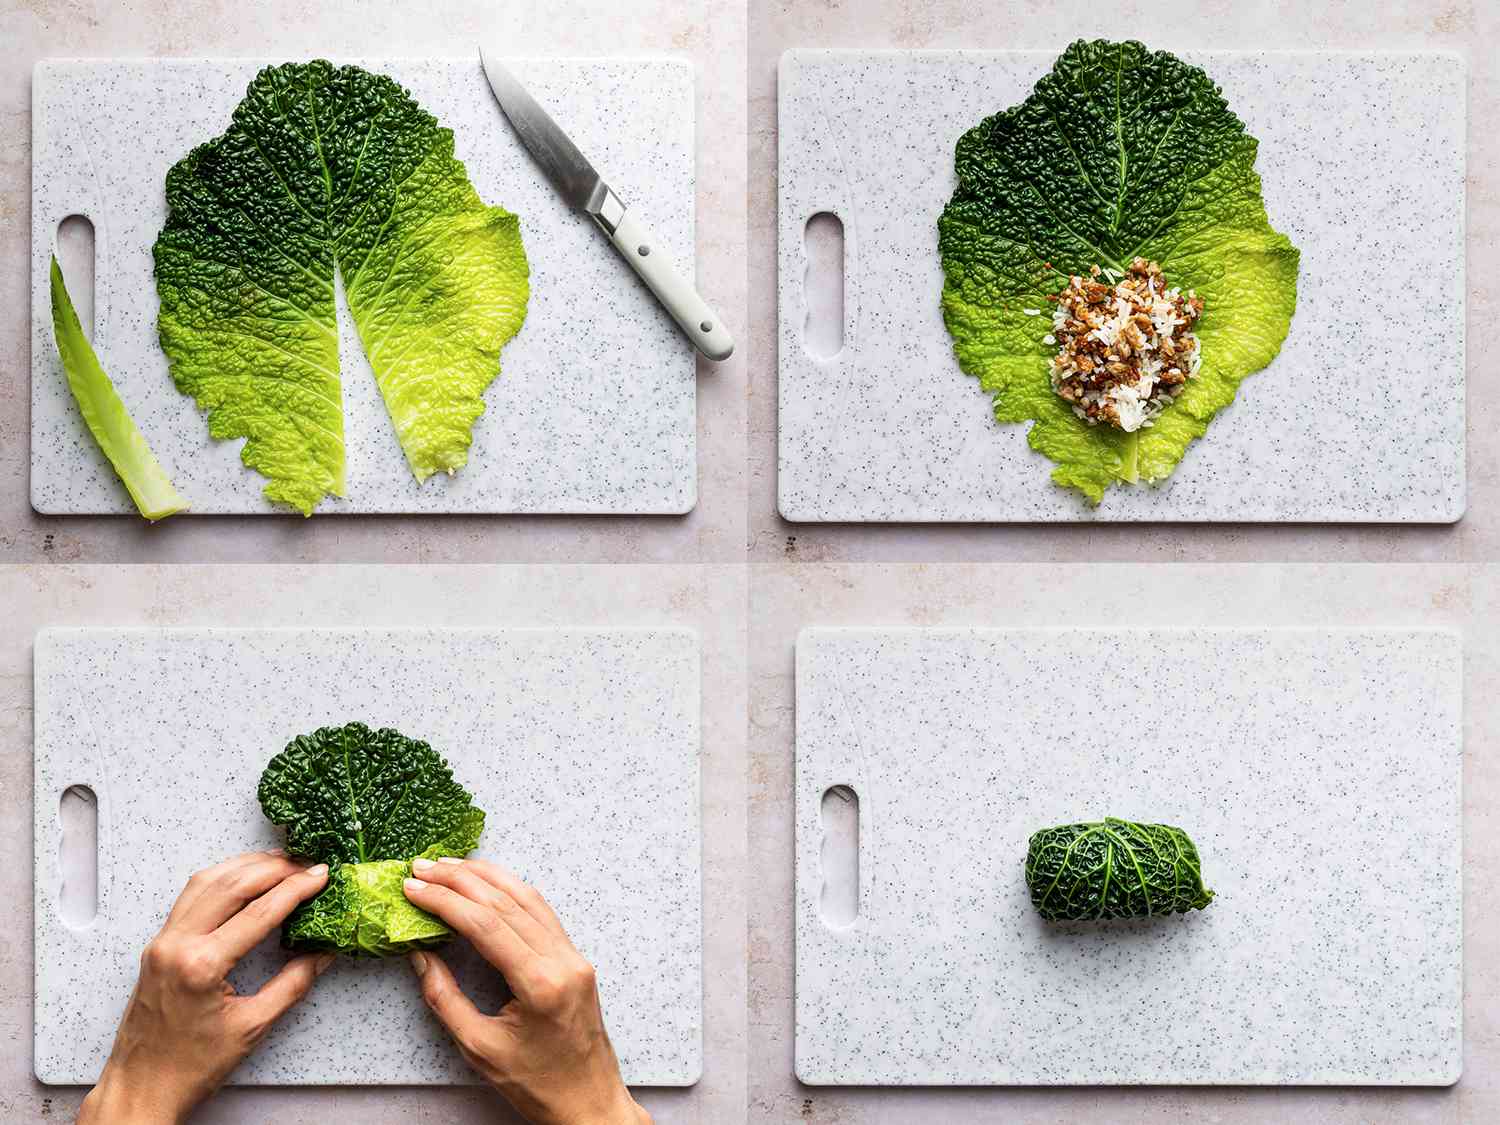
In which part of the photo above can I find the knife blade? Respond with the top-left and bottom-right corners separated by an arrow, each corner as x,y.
480,49 -> 733,362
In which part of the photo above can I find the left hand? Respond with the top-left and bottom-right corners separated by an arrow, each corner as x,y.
77,851 -> 334,1125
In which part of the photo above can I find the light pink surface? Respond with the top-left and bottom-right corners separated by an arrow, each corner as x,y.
2,564 -> 748,1123
749,562 -> 1499,1123
749,0 -> 1496,560
7,0 -> 1499,1120
0,0 -> 747,562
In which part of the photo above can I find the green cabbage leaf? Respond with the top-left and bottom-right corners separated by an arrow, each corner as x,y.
938,40 -> 1299,502
258,721 -> 485,957
277,860 -> 453,957
49,255 -> 189,521
1025,817 -> 1215,921
154,60 -> 530,515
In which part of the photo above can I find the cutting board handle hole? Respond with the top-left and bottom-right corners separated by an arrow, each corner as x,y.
802,212 -> 845,360
819,784 -> 859,927
55,215 -> 97,339
58,785 -> 99,928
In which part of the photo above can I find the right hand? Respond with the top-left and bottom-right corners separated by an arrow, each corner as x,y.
403,857 -> 650,1125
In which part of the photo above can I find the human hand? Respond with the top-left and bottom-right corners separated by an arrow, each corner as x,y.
403,857 -> 650,1125
77,851 -> 334,1125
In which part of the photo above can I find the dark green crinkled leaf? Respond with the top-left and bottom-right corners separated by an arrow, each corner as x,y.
1025,817 -> 1215,921
938,39 -> 1299,502
258,721 -> 483,865
258,721 -> 485,956
154,60 -> 530,514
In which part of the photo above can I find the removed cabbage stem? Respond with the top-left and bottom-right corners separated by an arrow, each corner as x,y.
49,255 -> 188,520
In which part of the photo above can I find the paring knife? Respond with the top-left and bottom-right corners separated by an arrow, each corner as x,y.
480,50 -> 733,362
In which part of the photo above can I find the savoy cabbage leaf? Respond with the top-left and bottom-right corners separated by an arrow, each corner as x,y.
258,722 -> 485,956
938,40 -> 1299,502
154,60 -> 530,514
282,860 -> 452,956
1025,817 -> 1215,921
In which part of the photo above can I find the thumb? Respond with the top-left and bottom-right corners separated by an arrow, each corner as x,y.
238,952 -> 333,1034
411,951 -> 490,1054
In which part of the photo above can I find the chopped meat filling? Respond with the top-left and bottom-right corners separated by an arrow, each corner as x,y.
1039,258 -> 1204,433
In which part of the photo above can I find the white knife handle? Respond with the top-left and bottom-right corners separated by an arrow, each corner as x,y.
596,204 -> 734,362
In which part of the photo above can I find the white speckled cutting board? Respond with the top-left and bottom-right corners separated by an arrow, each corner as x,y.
32,58 -> 696,514
34,627 -> 701,1086
795,627 -> 1462,1085
778,50 -> 1466,521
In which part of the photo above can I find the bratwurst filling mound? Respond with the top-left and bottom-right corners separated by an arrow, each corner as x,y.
1039,258 -> 1204,433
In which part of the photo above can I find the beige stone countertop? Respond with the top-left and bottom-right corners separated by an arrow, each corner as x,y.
0,0 -> 747,563
748,0 -> 1497,562
0,563 -> 748,1123
748,561 -> 1499,1123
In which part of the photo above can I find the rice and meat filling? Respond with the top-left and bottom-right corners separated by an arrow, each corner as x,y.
1035,258 -> 1204,433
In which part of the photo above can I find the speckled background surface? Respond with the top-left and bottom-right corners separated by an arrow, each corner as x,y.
749,0 -> 1497,560
777,50 -> 1465,522
32,58 -> 698,515
5,1 -> 1500,1122
1,0 -> 746,560
794,627 -> 1462,1084
2,564 -> 747,1122
35,627 -> 702,1084
751,563 -> 1500,1121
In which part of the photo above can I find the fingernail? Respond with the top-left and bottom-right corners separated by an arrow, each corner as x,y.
315,953 -> 335,974
410,952 -> 429,976
404,877 -> 427,893
267,847 -> 286,856
306,863 -> 329,877
411,857 -> 434,872
437,856 -> 464,865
